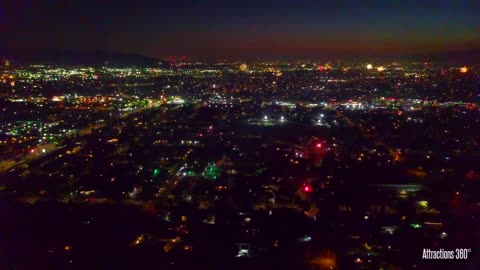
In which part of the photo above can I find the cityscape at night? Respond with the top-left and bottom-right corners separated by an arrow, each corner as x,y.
0,1 -> 479,269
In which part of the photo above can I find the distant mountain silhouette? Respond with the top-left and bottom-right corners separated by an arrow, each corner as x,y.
1,48 -> 479,65
0,49 -> 165,67
327,49 -> 480,64
422,50 -> 480,64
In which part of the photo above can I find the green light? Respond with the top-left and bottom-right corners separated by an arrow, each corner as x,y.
255,168 -> 267,175
203,162 -> 220,180
153,168 -> 160,176
410,223 -> 422,229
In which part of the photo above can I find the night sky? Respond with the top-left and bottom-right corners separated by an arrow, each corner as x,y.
1,0 -> 479,59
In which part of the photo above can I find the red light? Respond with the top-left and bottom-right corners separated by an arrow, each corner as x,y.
30,149 -> 34,153
317,65 -> 325,71
303,185 -> 312,192
316,143 -> 322,148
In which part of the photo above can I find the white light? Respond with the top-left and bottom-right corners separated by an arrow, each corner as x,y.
264,115 -> 268,120
320,114 -> 324,118
236,249 -> 250,257
42,149 -> 46,153
301,235 -> 312,242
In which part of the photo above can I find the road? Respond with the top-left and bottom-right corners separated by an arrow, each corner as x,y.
0,143 -> 64,173
0,103 -> 162,174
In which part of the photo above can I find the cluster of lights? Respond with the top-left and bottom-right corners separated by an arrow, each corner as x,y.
366,64 -> 386,72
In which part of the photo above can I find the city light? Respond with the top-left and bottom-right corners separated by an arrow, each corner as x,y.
303,185 -> 312,192
377,66 -> 385,72
239,63 -> 248,72
460,66 -> 468,73
366,64 -> 373,70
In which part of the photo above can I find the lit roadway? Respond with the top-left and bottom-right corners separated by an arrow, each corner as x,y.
0,102 -> 162,174
0,143 -> 63,173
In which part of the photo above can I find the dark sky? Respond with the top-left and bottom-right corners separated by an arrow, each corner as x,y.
1,0 -> 479,59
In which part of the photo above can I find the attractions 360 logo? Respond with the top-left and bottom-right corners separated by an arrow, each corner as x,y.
422,248 -> 472,260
